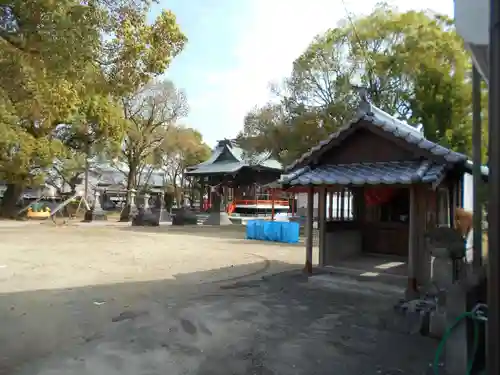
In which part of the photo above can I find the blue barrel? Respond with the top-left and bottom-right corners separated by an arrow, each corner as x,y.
255,220 -> 266,240
247,220 -> 300,243
263,221 -> 281,241
280,221 -> 300,243
246,220 -> 257,239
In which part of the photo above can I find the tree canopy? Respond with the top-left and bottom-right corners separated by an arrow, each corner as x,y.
238,4 -> 488,166
0,0 -> 188,215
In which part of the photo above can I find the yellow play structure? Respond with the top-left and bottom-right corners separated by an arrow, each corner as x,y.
26,202 -> 51,219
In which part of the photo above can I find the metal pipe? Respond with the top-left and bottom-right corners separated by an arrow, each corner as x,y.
487,0 -> 500,372
472,65 -> 483,269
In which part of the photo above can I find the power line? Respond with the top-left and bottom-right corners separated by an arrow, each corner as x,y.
340,0 -> 375,79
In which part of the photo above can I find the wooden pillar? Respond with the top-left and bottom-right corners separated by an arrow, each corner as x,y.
305,186 -> 314,274
318,187 -> 327,267
407,185 -> 419,298
223,186 -> 228,211
449,182 -> 458,227
199,180 -> 205,211
416,187 -> 431,288
271,188 -> 275,221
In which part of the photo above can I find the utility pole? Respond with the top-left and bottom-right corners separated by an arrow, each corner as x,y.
487,0 -> 500,373
472,65 -> 482,269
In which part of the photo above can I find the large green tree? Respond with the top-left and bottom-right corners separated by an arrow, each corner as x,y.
239,4 -> 487,165
0,0 -> 187,216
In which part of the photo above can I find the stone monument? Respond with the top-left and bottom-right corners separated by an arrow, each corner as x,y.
202,186 -> 232,225
83,191 -> 107,222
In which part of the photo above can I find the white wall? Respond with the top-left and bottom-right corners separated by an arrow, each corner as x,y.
296,192 -> 352,219
462,172 -> 474,212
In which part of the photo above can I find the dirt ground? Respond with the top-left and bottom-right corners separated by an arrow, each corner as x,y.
0,222 -> 436,375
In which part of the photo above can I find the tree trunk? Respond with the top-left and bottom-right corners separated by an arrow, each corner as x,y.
0,183 -> 24,218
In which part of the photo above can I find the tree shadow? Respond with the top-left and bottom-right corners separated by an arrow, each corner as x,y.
120,224 -> 249,240
119,225 -> 318,246
1,261 -> 436,375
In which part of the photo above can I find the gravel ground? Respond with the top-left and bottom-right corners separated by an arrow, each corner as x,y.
0,222 -> 435,375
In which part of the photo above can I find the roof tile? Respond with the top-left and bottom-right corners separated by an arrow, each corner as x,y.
285,101 -> 471,172
280,161 -> 446,186
186,139 -> 282,175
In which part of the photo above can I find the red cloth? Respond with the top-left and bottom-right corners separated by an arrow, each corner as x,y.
364,187 -> 395,206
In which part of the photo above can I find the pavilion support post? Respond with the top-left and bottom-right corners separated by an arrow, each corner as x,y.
305,186 -> 314,274
406,185 -> 419,299
449,182 -> 458,227
199,180 -> 205,212
318,187 -> 327,267
223,186 -> 229,211
271,188 -> 275,221
416,187 -> 431,288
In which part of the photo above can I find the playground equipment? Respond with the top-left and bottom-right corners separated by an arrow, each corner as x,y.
49,191 -> 90,224
26,203 -> 51,219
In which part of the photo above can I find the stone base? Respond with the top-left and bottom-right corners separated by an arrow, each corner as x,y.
159,209 -> 171,222
203,211 -> 232,225
172,208 -> 198,226
429,310 -> 447,339
82,209 -> 108,222
119,205 -> 137,222
132,211 -> 160,226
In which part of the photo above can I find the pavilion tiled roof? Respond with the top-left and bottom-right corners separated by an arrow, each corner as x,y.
285,101 -> 488,175
279,161 -> 446,186
186,139 -> 282,176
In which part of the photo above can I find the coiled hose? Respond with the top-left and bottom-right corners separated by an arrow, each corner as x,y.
433,304 -> 488,375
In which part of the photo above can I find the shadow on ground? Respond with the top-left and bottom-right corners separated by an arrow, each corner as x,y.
1,261 -> 436,375
119,225 -> 318,246
120,225 -> 249,240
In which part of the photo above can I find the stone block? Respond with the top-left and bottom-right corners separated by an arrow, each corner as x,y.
172,208 -> 198,226
203,211 -> 232,225
132,207 -> 160,226
82,208 -> 107,222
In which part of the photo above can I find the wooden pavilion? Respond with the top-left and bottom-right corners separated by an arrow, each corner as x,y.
279,98 -> 488,295
185,139 -> 284,224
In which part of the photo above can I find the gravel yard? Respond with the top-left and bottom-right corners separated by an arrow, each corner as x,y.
0,222 -> 435,375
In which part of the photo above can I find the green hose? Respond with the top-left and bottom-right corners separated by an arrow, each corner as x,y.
433,311 -> 482,375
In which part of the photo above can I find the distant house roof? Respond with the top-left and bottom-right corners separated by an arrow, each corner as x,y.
186,139 -> 283,176
283,100 -> 489,181
91,163 -> 165,188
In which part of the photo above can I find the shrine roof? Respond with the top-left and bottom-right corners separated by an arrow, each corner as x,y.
284,100 -> 488,179
185,139 -> 282,176
279,160 -> 445,186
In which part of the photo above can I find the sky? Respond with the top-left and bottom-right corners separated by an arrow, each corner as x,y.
150,0 -> 455,147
